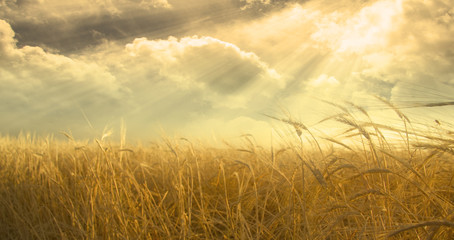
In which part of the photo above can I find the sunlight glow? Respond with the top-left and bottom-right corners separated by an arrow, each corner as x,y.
0,0 -> 453,144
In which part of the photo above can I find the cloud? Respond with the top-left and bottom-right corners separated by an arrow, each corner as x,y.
310,0 -> 401,54
213,0 -> 454,128
241,0 -> 271,9
302,0 -> 454,124
0,0 -> 171,22
342,0 -> 454,107
0,19 -> 127,135
87,34 -> 285,138
0,19 -> 15,56
2,0 -> 453,140
0,0 -> 176,54
239,0 -> 306,11
266,1 -> 454,92
309,74 -> 339,87
0,18 -> 283,139
139,0 -> 172,9
0,0 -> 298,55
307,0 -> 454,84
121,35 -> 284,107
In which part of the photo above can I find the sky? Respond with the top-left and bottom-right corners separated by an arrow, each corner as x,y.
1,0 -> 454,143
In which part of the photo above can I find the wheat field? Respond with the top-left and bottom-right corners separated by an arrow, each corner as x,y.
1,106 -> 453,239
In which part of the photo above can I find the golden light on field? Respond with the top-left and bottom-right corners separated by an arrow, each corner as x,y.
2,2 -> 454,239
1,0 -> 454,143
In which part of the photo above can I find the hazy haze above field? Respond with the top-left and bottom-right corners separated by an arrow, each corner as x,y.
1,0 -> 454,142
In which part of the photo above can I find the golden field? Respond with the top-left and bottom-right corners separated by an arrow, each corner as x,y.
1,108 -> 453,239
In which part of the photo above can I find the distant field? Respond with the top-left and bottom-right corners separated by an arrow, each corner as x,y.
1,108 -> 454,239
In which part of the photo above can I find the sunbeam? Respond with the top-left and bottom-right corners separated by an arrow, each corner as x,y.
0,0 -> 453,143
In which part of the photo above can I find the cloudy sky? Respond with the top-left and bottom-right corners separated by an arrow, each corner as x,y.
1,0 -> 454,143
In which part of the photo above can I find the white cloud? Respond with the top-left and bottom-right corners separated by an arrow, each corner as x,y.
122,35 -> 284,108
240,0 -> 271,10
309,74 -> 339,87
0,19 -> 17,57
139,0 -> 172,9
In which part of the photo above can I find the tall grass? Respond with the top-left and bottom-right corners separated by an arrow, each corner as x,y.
0,105 -> 453,239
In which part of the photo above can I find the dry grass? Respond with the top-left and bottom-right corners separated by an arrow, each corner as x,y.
1,108 -> 454,239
